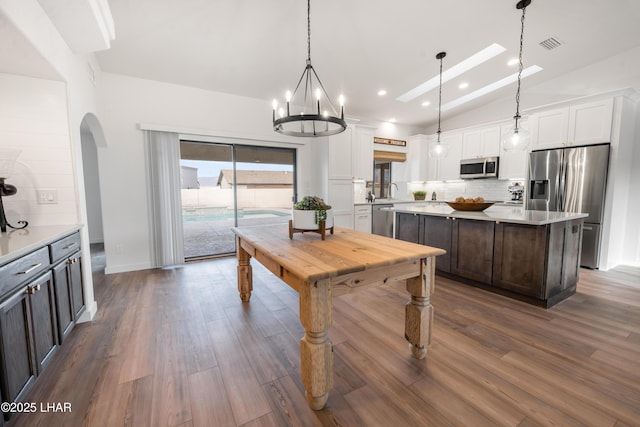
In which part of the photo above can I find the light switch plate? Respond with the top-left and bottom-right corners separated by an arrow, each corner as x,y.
37,189 -> 58,204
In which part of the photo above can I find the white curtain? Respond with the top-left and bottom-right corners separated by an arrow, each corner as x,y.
144,130 -> 185,267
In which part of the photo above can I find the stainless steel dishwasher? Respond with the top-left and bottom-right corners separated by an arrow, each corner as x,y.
371,204 -> 394,237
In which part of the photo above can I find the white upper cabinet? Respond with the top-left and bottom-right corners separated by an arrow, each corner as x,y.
568,98 -> 613,145
531,98 -> 613,150
328,127 -> 353,179
406,134 -> 429,182
352,126 -> 375,181
461,126 -> 500,159
530,107 -> 569,150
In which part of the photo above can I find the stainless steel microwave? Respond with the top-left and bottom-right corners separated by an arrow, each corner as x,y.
460,157 -> 499,179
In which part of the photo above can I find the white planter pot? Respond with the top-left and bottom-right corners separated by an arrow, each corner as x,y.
292,209 -> 333,230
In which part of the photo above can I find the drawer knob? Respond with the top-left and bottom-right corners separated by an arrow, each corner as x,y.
26,284 -> 41,295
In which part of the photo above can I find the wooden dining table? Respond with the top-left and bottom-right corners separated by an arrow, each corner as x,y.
232,224 -> 445,410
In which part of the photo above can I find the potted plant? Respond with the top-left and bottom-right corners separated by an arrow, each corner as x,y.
292,196 -> 333,230
413,190 -> 427,200
293,196 -> 333,230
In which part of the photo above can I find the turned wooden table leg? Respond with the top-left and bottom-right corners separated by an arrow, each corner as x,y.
405,257 -> 435,359
236,237 -> 253,302
299,278 -> 333,410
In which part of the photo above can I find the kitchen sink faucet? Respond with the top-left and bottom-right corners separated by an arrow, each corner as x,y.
387,182 -> 398,199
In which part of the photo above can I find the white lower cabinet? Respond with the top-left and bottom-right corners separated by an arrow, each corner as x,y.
354,205 -> 372,233
328,180 -> 354,229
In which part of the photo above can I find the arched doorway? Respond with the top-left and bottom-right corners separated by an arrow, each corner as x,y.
79,113 -> 106,270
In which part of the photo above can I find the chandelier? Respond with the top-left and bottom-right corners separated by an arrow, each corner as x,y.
428,52 -> 448,159
272,0 -> 347,137
502,0 -> 532,152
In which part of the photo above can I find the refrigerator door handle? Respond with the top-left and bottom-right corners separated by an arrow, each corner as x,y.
558,151 -> 566,211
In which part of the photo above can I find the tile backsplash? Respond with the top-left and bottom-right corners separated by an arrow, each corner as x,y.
407,179 -> 524,202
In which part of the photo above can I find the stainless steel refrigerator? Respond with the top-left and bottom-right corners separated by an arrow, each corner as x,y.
526,144 -> 609,269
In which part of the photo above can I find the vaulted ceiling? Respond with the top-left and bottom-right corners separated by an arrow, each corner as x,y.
4,1 -> 640,128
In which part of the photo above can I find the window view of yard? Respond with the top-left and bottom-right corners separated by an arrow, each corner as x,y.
180,142 -> 295,258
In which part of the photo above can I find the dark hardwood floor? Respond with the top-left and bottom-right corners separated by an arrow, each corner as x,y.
9,253 -> 640,427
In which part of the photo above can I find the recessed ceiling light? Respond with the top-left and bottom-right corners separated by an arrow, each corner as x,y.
458,82 -> 469,89
388,118 -> 397,123
421,101 -> 431,107
441,65 -> 543,111
378,89 -> 387,96
507,58 -> 519,66
396,43 -> 507,103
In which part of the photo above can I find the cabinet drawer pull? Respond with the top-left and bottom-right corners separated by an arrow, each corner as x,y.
17,263 -> 42,275
67,258 -> 79,265
62,242 -> 77,250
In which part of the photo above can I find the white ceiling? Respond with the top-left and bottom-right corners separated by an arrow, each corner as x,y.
5,0 -> 640,128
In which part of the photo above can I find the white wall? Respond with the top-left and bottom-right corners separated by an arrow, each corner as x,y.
1,0 -> 106,321
98,73 -> 312,273
0,74 -> 77,225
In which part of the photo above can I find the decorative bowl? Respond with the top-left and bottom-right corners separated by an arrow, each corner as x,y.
445,202 -> 495,212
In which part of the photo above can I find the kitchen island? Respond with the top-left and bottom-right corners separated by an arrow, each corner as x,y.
393,205 -> 588,308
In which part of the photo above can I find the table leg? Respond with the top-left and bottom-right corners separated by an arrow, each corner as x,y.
299,278 -> 333,410
404,257 -> 435,359
236,237 -> 253,302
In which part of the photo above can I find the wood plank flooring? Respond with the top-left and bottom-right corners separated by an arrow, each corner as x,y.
9,256 -> 640,427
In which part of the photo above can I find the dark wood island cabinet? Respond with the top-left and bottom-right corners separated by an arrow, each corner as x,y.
395,206 -> 586,307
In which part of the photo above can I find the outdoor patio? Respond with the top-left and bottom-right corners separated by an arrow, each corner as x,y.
182,210 -> 291,258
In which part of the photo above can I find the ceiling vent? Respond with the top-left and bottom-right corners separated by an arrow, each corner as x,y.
539,37 -> 562,50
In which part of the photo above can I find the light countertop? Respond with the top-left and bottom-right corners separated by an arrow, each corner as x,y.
391,205 -> 587,225
0,225 -> 82,265
355,199 -> 524,207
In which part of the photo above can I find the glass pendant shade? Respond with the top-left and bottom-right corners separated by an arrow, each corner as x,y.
429,51 -> 448,159
428,139 -> 449,159
503,0 -> 532,153
501,126 -> 530,152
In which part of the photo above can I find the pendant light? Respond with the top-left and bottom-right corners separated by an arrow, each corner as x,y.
272,0 -> 347,137
502,0 -> 532,152
428,52 -> 448,159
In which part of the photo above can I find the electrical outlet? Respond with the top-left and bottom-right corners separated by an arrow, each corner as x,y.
37,189 -> 58,204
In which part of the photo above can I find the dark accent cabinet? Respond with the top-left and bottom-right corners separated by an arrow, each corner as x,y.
395,212 -> 421,244
0,271 -> 58,418
51,232 -> 84,343
451,219 -> 495,284
0,229 -> 83,420
493,220 -> 582,300
422,216 -> 452,273
394,212 -> 584,307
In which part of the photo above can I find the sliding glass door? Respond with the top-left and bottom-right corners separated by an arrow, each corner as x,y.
179,141 -> 295,259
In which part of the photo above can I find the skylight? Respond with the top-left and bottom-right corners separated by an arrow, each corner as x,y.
441,65 -> 543,111
396,43 -> 507,103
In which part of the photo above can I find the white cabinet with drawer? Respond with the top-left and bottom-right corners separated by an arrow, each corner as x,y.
354,205 -> 372,233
